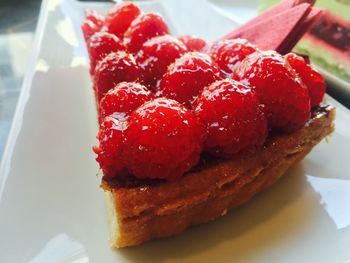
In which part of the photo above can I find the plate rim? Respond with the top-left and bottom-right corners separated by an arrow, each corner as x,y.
0,0 -> 51,198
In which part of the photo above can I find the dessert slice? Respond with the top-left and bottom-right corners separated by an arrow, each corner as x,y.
99,51 -> 332,248
81,1 -> 334,249
103,104 -> 334,248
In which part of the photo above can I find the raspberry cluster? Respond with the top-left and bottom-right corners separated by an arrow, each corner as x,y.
83,2 -> 326,181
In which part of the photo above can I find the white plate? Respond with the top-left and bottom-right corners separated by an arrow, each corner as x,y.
1,0 -> 350,262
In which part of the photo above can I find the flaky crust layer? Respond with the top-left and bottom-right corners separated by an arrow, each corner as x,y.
103,105 -> 335,248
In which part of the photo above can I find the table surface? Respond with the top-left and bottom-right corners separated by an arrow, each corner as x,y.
0,0 -> 349,162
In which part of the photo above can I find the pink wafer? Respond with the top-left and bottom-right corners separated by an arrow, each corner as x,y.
223,4 -> 312,52
220,0 -> 315,40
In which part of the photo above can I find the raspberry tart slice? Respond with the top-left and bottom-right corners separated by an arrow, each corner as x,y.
82,0 -> 335,248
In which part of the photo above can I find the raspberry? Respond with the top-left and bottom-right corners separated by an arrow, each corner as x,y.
123,98 -> 204,181
207,38 -> 258,77
285,53 -> 326,107
94,51 -> 141,101
88,32 -> 125,75
105,2 -> 141,38
136,35 -> 187,87
93,115 -> 127,180
157,52 -> 221,107
81,9 -> 105,43
234,51 -> 311,132
193,79 -> 268,157
99,82 -> 154,122
178,35 -> 207,52
124,13 -> 170,53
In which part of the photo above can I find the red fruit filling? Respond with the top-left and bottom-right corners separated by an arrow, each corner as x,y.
86,2 -> 326,182
94,115 -> 127,180
234,50 -> 311,132
194,79 -> 268,157
105,1 -> 141,38
136,35 -> 187,87
123,98 -> 204,181
99,82 -> 154,122
157,52 -> 221,107
88,32 -> 125,75
94,51 -> 141,101
178,35 -> 207,52
124,13 -> 170,53
207,38 -> 258,77
285,53 -> 326,107
81,9 -> 105,43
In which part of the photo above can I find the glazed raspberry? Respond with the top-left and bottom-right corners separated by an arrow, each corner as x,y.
123,98 -> 204,181
136,35 -> 187,87
124,13 -> 170,53
105,2 -> 141,38
285,53 -> 326,107
157,52 -> 221,107
94,51 -> 141,101
234,51 -> 311,132
88,32 -> 125,75
193,79 -> 268,157
178,35 -> 207,52
207,38 -> 258,77
93,115 -> 127,180
81,9 -> 105,43
99,82 -> 154,122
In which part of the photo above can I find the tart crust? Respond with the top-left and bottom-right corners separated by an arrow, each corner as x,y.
102,104 -> 335,248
